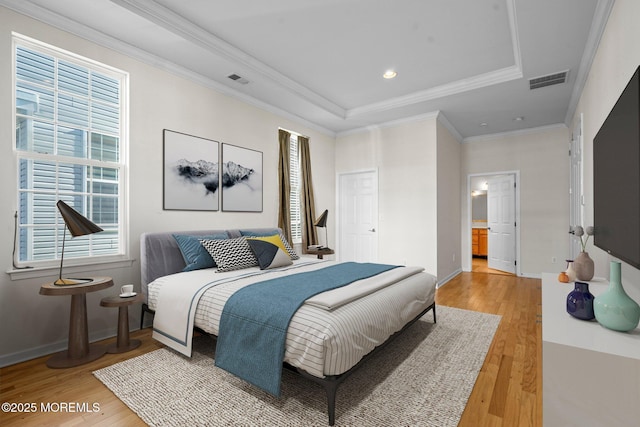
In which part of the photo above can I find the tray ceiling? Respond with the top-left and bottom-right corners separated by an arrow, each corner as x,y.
1,0 -> 613,138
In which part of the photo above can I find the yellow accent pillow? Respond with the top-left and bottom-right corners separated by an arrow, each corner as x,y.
245,234 -> 291,256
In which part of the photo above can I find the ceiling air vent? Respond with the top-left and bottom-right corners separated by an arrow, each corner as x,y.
227,74 -> 249,85
529,70 -> 569,90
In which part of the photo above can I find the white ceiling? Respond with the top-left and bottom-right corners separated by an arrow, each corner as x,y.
2,0 -> 614,139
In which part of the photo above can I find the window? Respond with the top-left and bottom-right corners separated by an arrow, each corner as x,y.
13,34 -> 128,268
289,134 -> 302,244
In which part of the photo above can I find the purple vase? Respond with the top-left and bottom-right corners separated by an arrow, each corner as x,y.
566,281 -> 595,320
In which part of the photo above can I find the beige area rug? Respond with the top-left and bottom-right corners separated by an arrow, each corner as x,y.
94,306 -> 501,426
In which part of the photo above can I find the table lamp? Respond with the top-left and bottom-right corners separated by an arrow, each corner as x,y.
314,209 -> 329,248
55,200 -> 103,286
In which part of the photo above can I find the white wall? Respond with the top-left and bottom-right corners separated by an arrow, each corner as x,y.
0,7 -> 335,366
6,0 -> 637,367
461,125 -> 571,277
437,121 -> 462,282
570,0 -> 640,302
335,114 -> 461,283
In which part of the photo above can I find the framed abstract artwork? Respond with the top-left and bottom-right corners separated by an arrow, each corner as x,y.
163,129 -> 220,211
221,143 -> 263,212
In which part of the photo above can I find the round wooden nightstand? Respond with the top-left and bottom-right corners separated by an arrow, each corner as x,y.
39,276 -> 114,368
100,293 -> 143,353
307,247 -> 335,259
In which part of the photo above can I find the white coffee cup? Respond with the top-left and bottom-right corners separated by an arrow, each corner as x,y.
121,284 -> 134,295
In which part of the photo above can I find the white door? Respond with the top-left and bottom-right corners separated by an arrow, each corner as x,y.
487,175 -> 516,273
338,171 -> 378,262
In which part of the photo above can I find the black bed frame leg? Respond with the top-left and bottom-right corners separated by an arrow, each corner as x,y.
324,381 -> 338,426
140,303 -> 155,329
291,302 -> 436,426
140,304 -> 145,329
140,303 -> 148,329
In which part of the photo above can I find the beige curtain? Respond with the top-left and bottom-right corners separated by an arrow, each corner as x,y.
277,129 -> 292,244
299,136 -> 318,251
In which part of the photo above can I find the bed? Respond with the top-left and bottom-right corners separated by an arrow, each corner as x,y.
140,228 -> 437,425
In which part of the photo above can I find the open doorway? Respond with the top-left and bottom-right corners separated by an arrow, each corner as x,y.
468,173 -> 519,276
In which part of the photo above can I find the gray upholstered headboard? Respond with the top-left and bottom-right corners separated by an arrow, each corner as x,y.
139,227 -> 282,297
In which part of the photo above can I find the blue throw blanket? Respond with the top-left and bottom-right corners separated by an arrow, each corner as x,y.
215,262 -> 399,396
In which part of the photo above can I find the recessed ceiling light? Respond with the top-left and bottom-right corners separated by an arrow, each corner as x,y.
480,122 -> 488,127
514,116 -> 524,121
383,70 -> 397,79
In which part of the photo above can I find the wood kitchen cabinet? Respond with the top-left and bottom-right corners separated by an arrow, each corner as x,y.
472,228 -> 488,256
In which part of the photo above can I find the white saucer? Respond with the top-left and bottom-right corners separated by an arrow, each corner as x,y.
119,292 -> 137,298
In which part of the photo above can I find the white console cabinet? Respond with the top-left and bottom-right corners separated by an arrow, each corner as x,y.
542,273 -> 640,426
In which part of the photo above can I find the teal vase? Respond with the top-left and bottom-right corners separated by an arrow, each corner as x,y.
594,261 -> 640,332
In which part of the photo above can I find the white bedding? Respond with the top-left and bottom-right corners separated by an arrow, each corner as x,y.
148,259 -> 436,378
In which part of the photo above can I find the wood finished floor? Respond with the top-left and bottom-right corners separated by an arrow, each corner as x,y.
472,256 -> 516,276
0,271 -> 542,426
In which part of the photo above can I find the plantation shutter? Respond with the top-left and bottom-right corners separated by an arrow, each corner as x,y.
14,37 -> 126,265
289,135 -> 302,244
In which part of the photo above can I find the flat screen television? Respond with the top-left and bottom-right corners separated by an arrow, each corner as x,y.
593,65 -> 640,269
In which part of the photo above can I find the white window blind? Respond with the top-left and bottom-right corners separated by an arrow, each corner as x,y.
14,35 -> 127,266
289,135 -> 302,244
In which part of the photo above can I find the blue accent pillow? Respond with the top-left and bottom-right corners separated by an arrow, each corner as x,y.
240,229 -> 299,260
173,233 -> 228,271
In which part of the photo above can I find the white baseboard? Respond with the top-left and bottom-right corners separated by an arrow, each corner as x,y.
0,326 -> 124,368
520,272 -> 542,279
437,268 -> 463,288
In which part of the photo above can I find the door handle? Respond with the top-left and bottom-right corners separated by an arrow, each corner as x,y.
368,228 -> 376,232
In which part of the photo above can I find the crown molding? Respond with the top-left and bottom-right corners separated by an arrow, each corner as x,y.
3,0 -> 583,140
347,0 -> 523,118
0,0 -> 336,137
564,0 -> 616,126
333,109 -> 467,148
346,65 -> 523,119
436,112 -> 464,144
1,0 -> 121,51
506,0 -> 523,71
335,110 -> 465,141
111,0 -> 346,119
336,111 -> 442,138
116,0 -> 524,122
463,123 -> 568,144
